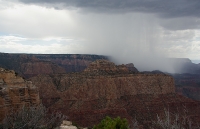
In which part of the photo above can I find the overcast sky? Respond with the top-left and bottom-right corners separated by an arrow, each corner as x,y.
0,0 -> 200,71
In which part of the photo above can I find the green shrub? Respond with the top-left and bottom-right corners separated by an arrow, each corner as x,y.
93,116 -> 129,129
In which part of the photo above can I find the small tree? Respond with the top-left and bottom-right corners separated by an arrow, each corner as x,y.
93,116 -> 129,129
153,109 -> 199,129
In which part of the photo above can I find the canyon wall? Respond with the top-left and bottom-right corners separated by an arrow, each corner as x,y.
0,53 -> 109,78
0,67 -> 40,121
0,53 -> 200,127
31,54 -> 109,73
31,60 -> 174,104
0,53 -> 200,101
35,74 -> 174,101
0,53 -> 66,78
29,60 -> 200,128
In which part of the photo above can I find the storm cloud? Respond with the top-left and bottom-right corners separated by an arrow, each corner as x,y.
18,0 -> 200,31
19,0 -> 200,18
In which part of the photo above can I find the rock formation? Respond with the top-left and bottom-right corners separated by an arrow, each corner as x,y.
1,53 -> 200,101
60,120 -> 78,129
0,67 -> 40,122
30,60 -> 200,128
125,63 -> 139,73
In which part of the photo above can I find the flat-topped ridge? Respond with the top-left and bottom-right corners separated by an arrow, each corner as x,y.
83,59 -> 133,74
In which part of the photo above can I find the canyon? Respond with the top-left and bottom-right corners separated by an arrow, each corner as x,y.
29,59 -> 200,128
0,53 -> 199,101
0,53 -> 200,128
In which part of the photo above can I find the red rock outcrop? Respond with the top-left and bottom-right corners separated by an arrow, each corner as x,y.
0,67 -> 40,122
29,60 -> 200,128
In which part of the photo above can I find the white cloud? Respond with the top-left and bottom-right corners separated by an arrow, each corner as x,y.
0,2 -> 77,38
0,35 -> 27,42
0,35 -> 83,54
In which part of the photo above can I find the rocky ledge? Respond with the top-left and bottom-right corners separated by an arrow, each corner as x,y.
0,67 -> 40,122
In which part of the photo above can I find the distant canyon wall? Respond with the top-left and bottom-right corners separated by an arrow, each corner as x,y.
30,60 -> 183,127
0,53 -> 108,78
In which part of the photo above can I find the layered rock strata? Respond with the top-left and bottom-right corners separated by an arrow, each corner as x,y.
32,54 -> 108,73
29,60 -> 200,128
0,53 -> 109,78
0,67 -> 40,121
0,53 -> 66,78
1,53 -> 200,101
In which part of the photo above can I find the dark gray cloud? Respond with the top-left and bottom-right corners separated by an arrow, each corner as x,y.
19,0 -> 200,18
160,17 -> 200,30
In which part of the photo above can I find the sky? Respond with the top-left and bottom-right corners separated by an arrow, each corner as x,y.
0,0 -> 200,72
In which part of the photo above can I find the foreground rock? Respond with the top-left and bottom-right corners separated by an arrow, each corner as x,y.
30,60 -> 200,128
59,120 -> 77,129
0,67 -> 40,122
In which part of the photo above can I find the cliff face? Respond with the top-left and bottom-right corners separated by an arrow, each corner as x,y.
31,70 -> 175,104
31,60 -> 174,102
29,60 -> 200,128
0,68 -> 40,122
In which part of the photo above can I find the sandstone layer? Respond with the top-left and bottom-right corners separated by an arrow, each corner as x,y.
0,67 -> 40,122
29,60 -> 200,128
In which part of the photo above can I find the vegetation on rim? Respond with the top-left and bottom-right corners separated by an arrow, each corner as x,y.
1,104 -> 67,129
